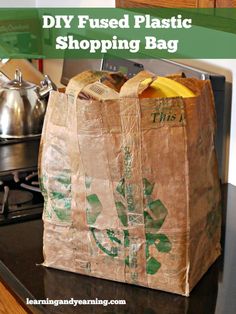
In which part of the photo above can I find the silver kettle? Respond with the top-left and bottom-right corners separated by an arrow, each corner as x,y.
0,69 -> 56,138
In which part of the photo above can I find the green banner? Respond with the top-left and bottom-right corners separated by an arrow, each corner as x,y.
0,8 -> 236,58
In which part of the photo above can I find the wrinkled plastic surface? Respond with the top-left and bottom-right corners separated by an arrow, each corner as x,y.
39,71 -> 221,296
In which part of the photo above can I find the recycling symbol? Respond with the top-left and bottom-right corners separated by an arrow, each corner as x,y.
86,177 -> 172,275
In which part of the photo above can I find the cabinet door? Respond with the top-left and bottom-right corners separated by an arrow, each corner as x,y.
116,0 -> 215,8
215,0 -> 236,6
0,281 -> 28,314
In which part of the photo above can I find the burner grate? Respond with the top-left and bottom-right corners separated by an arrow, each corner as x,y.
0,169 -> 44,224
0,190 -> 33,210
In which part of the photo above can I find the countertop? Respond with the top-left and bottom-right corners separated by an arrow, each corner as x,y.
0,184 -> 235,314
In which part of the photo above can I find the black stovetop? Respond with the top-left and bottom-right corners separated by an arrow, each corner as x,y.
0,139 -> 42,225
0,184 -> 235,314
0,139 -> 40,174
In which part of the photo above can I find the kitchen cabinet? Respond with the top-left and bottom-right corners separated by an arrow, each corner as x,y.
215,0 -> 236,6
0,281 -> 28,314
116,0 -> 215,8
116,0 -> 236,7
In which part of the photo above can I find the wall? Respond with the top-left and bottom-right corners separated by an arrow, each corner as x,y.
0,0 -> 35,6
178,59 -> 236,186
0,0 -> 115,7
36,0 -> 115,7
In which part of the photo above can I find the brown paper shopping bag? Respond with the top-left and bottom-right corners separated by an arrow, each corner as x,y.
39,70 -> 221,296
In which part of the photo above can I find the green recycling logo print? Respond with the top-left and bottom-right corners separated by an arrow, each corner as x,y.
40,171 -> 72,222
86,177 -> 172,275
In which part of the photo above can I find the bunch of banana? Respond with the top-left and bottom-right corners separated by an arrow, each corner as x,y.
140,76 -> 195,99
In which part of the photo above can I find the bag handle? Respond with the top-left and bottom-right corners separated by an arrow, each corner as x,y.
119,70 -> 156,98
65,70 -> 108,97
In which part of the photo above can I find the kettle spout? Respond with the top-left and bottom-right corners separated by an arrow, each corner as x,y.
38,75 -> 57,99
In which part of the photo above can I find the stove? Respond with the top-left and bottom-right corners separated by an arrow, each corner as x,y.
0,138 -> 42,225
0,136 -> 40,146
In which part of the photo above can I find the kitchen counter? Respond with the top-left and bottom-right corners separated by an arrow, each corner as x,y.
0,184 -> 235,314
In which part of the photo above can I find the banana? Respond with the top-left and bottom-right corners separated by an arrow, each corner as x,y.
140,84 -> 175,98
140,78 -> 179,98
152,80 -> 181,97
140,76 -> 195,99
156,77 -> 195,98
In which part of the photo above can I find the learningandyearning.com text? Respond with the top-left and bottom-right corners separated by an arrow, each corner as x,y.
26,298 -> 126,307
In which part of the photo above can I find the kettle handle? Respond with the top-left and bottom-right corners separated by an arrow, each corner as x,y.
38,75 -> 57,99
